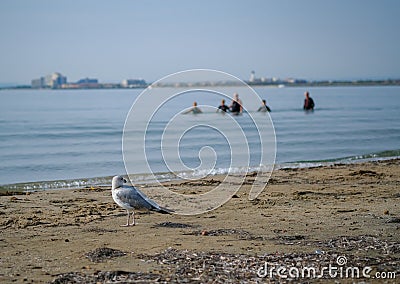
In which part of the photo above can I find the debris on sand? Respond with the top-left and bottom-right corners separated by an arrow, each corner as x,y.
85,247 -> 126,262
51,247 -> 400,283
152,221 -> 197,229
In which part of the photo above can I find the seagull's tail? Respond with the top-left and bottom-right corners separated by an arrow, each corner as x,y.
155,207 -> 173,214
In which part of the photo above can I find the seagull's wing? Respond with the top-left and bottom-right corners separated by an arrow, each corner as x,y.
114,185 -> 153,210
132,186 -> 172,214
119,185 -> 171,213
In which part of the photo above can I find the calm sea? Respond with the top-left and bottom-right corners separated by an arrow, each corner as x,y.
0,86 -> 399,190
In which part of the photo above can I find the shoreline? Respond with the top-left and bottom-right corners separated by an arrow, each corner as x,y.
1,159 -> 399,282
2,79 -> 400,91
1,154 -> 399,192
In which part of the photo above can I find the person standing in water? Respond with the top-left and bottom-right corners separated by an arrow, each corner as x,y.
303,91 -> 315,111
257,99 -> 271,112
217,99 -> 229,113
230,93 -> 243,115
183,101 -> 202,114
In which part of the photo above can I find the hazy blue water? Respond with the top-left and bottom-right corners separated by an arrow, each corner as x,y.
0,86 -> 399,189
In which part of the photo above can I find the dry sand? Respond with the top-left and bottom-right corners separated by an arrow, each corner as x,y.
0,159 -> 399,283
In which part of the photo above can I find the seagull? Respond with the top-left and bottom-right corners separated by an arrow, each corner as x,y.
111,175 -> 171,226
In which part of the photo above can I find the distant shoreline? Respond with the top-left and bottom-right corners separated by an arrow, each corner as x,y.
1,79 -> 400,90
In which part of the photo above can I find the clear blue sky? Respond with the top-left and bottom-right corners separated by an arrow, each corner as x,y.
1,0 -> 399,84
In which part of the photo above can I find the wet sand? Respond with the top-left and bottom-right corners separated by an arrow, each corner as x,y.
1,159 -> 399,283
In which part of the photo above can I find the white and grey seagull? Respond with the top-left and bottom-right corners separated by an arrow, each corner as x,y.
111,175 -> 171,226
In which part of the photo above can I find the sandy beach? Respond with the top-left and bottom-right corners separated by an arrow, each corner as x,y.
1,159 -> 399,283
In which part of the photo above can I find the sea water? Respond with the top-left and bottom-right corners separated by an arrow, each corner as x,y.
0,86 -> 399,190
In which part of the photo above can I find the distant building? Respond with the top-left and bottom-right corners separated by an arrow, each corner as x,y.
76,78 -> 98,85
249,71 -> 261,84
31,77 -> 45,88
46,73 -> 67,88
72,78 -> 100,88
249,71 -> 255,82
260,77 -> 271,83
121,79 -> 147,88
32,72 -> 67,89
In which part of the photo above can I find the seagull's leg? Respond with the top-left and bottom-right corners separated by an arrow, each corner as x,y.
120,210 -> 130,227
130,211 -> 135,226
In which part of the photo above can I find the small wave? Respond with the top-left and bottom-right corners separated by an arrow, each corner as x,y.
0,165 -> 268,191
0,177 -> 113,192
280,149 -> 400,169
1,149 -> 399,192
341,149 -> 400,161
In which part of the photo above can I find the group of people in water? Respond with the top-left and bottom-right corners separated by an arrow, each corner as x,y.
184,91 -> 314,115
217,93 -> 246,115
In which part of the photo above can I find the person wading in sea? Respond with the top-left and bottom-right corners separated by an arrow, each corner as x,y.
230,93 -> 243,115
217,99 -> 229,113
183,101 -> 202,114
303,91 -> 315,111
